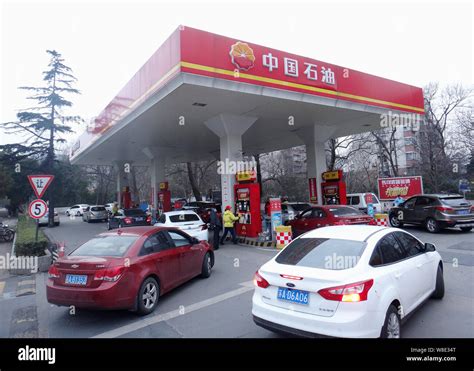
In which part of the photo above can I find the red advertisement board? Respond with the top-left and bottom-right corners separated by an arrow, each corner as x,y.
377,176 -> 424,201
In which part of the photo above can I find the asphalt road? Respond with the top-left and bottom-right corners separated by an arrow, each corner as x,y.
0,215 -> 472,338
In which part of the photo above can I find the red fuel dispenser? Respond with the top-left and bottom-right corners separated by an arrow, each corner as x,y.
157,181 -> 171,213
234,170 -> 262,238
321,170 -> 347,205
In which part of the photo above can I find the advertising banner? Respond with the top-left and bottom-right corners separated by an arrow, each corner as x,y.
377,176 -> 423,201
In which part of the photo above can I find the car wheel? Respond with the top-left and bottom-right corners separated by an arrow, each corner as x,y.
136,277 -> 159,315
200,252 -> 212,278
54,222 -> 60,226
4,230 -> 14,242
431,265 -> 444,299
425,218 -> 440,233
389,214 -> 403,228
460,227 -> 472,232
380,305 -> 401,338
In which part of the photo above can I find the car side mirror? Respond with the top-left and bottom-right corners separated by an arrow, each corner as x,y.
424,242 -> 436,252
191,237 -> 200,244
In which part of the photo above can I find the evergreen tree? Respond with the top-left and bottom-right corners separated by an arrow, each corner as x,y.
1,50 -> 81,226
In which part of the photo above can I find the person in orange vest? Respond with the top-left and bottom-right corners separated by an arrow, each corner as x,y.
220,205 -> 239,245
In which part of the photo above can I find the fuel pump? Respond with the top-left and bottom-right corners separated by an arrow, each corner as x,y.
234,169 -> 262,238
321,170 -> 347,205
157,181 -> 171,214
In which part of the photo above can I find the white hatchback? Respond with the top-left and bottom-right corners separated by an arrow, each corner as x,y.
154,210 -> 209,242
252,225 -> 444,338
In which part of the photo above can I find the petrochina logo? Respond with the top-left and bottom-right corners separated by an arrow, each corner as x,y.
229,42 -> 255,71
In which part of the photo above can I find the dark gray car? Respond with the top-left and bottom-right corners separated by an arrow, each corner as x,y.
108,208 -> 150,230
389,194 -> 474,233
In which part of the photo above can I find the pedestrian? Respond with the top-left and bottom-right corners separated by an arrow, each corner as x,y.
112,202 -> 119,216
209,207 -> 222,250
393,195 -> 405,207
220,205 -> 239,245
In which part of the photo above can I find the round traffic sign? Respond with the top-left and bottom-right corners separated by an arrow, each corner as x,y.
28,199 -> 48,219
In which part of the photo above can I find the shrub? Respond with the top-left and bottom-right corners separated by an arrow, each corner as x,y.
14,215 -> 48,257
15,241 -> 48,257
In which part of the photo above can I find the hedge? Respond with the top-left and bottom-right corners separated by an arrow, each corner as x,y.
14,215 -> 48,257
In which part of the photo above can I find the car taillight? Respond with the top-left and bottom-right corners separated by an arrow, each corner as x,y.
253,271 -> 270,288
124,217 -> 132,224
48,265 -> 60,279
94,266 -> 125,282
146,215 -> 152,224
318,279 -> 374,302
201,224 -> 208,230
435,206 -> 454,212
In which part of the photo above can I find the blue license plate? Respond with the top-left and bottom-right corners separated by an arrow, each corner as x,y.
277,287 -> 309,305
457,210 -> 469,215
65,274 -> 87,285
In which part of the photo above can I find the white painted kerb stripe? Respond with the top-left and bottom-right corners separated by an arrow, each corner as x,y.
91,282 -> 254,338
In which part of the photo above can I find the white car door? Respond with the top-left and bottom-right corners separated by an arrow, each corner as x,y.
394,232 -> 436,298
377,233 -> 422,315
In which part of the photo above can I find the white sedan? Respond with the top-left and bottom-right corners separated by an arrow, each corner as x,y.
154,210 -> 209,242
252,225 -> 444,338
39,210 -> 60,226
65,204 -> 89,216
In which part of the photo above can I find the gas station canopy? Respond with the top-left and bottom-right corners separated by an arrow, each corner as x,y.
70,25 -> 424,167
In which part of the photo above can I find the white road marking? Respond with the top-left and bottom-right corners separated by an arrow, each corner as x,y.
91,281 -> 255,338
18,279 -> 35,286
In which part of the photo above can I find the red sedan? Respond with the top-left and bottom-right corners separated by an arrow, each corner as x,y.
286,205 -> 373,237
47,226 -> 214,315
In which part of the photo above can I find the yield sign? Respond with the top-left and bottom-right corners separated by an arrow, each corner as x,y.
28,174 -> 54,199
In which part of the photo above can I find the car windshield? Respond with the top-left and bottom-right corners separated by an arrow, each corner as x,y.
329,207 -> 364,217
292,204 -> 312,211
169,214 -> 200,222
275,238 -> 366,270
124,209 -> 145,216
440,197 -> 470,207
91,206 -> 106,211
70,235 -> 138,257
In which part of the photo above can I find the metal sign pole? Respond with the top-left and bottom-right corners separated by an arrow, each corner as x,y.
35,218 -> 39,242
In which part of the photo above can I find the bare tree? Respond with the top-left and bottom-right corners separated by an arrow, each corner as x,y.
417,83 -> 473,192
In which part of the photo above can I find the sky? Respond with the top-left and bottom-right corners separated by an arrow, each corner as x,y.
0,0 -> 472,148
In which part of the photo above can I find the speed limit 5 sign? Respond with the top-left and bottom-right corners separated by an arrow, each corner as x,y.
29,199 -> 48,219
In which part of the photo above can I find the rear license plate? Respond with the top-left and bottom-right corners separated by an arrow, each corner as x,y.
277,287 -> 309,305
65,274 -> 87,285
135,217 -> 143,221
457,210 -> 470,215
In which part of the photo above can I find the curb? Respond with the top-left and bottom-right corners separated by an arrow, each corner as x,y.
221,236 -> 276,248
